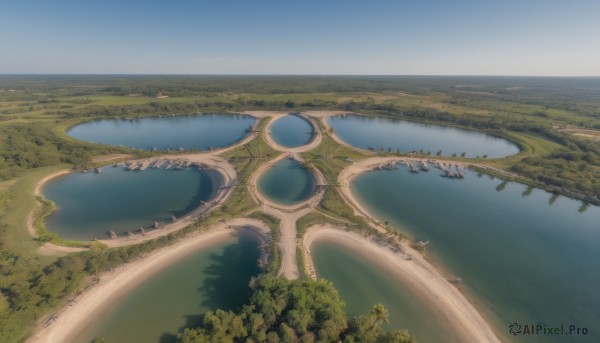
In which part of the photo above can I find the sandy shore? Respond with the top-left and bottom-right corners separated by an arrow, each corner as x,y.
212,124 -> 259,155
245,151 -> 324,279
37,243 -> 87,256
303,226 -> 501,343
28,153 -> 239,249
100,153 -> 237,247
33,170 -> 71,199
240,110 -> 287,118
337,156 -> 466,221
28,169 -> 72,241
27,218 -> 272,343
25,116 -> 504,343
317,115 -> 372,154
330,156 -> 505,342
261,207 -> 312,280
248,153 -> 324,212
241,110 -> 352,119
262,113 -> 323,153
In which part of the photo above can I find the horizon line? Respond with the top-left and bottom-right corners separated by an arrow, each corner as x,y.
1,73 -> 600,78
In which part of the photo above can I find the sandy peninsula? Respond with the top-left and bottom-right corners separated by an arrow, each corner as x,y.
27,218 -> 271,343
303,226 -> 501,343
28,169 -> 91,255
240,110 -> 287,118
262,113 -> 323,153
28,152 -> 240,249
337,156 -> 466,220
30,169 -> 71,240
27,114 -> 502,343
246,151 -> 324,280
318,155 -> 504,342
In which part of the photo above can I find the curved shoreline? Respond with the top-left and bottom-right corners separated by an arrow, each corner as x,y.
247,150 -> 323,280
250,153 -> 324,212
303,226 -> 501,343
263,113 -> 323,153
335,156 -> 511,342
29,153 -> 239,248
338,156 -> 454,221
29,169 -> 72,238
65,113 -> 259,153
26,218 -> 272,343
26,110 -> 505,343
318,115 -> 374,154
322,112 -> 522,157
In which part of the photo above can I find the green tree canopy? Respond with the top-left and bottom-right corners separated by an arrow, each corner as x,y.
178,276 -> 418,343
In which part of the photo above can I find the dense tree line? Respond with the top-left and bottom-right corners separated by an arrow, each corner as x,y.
0,75 -> 599,341
0,124 -> 118,180
0,219 -> 280,342
4,75 -> 600,101
511,153 -> 600,196
346,102 -> 600,200
67,98 -> 338,119
179,275 -> 417,343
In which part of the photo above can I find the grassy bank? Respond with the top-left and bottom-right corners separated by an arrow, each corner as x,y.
1,75 -> 599,341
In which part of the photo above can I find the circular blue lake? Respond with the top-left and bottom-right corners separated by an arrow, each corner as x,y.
257,158 -> 316,205
269,114 -> 314,148
43,166 -> 222,240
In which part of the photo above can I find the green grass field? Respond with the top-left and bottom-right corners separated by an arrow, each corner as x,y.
0,164 -> 70,256
301,121 -> 369,184
296,211 -> 341,238
1,75 -> 599,341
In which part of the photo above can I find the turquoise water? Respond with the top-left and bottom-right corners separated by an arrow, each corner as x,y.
76,232 -> 261,343
352,167 -> 600,342
269,114 -> 314,148
43,167 -> 221,240
312,241 -> 460,342
328,114 -> 519,158
257,158 -> 316,205
67,114 -> 255,150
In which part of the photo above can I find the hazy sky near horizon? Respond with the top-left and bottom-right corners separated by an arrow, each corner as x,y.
1,0 -> 599,75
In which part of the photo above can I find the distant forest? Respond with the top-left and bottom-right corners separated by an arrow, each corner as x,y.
1,75 -> 599,198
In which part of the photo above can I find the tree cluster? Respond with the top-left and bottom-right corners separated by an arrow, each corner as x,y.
179,275 -> 417,343
0,124 -> 117,180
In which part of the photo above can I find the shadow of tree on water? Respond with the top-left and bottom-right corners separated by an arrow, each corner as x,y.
158,232 -> 261,343
169,169 -> 224,219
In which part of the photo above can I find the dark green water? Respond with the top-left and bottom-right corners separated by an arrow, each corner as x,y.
43,167 -> 221,240
67,114 -> 255,150
352,166 -> 600,343
312,241 -> 461,342
76,233 -> 261,343
269,114 -> 313,148
257,158 -> 316,205
328,114 -> 519,158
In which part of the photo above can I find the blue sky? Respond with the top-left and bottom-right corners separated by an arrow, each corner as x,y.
1,0 -> 599,75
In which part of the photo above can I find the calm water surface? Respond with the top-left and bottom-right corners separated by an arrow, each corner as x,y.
352,166 -> 600,343
257,158 -> 315,205
312,241 -> 461,342
44,167 -> 221,240
269,114 -> 313,148
328,114 -> 519,158
68,114 -> 255,150
76,233 -> 261,343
